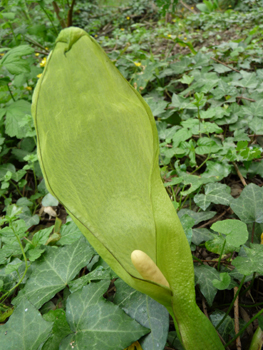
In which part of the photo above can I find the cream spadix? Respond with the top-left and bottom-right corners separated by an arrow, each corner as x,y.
131,250 -> 170,288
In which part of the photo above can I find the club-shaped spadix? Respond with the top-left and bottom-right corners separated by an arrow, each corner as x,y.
32,27 -> 224,350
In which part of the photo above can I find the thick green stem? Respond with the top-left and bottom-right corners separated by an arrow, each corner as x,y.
169,297 -> 224,350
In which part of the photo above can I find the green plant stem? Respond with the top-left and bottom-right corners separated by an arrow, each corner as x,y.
240,272 -> 256,297
7,84 -> 15,102
11,180 -> 23,197
216,275 -> 246,330
8,22 -> 18,45
31,163 -> 38,193
191,154 -> 210,174
225,308 -> 263,348
217,239 -> 226,271
39,4 -> 58,34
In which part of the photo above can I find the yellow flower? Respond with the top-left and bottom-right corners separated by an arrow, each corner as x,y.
126,16 -> 130,20
37,73 -> 42,79
134,62 -> 141,67
172,19 -> 176,22
95,34 -> 98,37
182,7 -> 184,11
121,28 -> 124,31
184,37 -> 187,40
25,86 -> 32,91
0,53 -> 4,57
229,5 -> 231,7
45,47 -> 49,50
191,6 -> 194,9
40,57 -> 47,67
35,53 -> 40,57
167,34 -> 172,38
178,34 -> 181,37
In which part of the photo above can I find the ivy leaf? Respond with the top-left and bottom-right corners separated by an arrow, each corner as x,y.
195,265 -> 220,306
0,298 -> 52,350
68,266 -> 112,293
192,228 -> 214,245
170,57 -> 191,74
60,280 -> 149,350
195,138 -> 222,155
234,71 -> 258,89
172,128 -> 192,147
42,193 -> 59,207
232,243 -> 263,275
180,214 -> 195,244
211,220 -> 248,247
5,100 -> 32,138
57,221 -> 83,246
210,311 -> 235,342
42,309 -> 71,350
230,183 -> 263,223
194,183 -> 232,210
205,234 -> 237,255
248,117 -> 263,135
243,100 -> 263,117
178,209 -> 216,225
12,237 -> 95,309
114,279 -> 169,350
202,161 -> 232,181
212,272 -> 231,290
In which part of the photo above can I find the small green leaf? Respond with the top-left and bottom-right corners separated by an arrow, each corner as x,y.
230,183 -> 263,223
212,273 -> 231,290
211,219 -> 248,247
60,280 -> 149,350
42,309 -> 71,350
195,265 -> 220,306
42,193 -> 59,207
232,243 -> 263,275
0,298 -> 52,350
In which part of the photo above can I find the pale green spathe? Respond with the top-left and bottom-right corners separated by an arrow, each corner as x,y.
32,27 -> 224,350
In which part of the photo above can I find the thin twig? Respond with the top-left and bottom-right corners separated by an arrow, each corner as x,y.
233,162 -> 247,187
179,0 -> 197,13
25,36 -> 49,51
211,57 -> 240,73
197,208 -> 231,229
234,286 -> 242,350
52,1 -> 66,28
236,96 -> 256,102
67,0 -> 76,27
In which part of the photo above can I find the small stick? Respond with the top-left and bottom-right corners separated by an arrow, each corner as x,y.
179,0 -> 197,13
233,162 -> 247,187
236,96 -> 256,102
234,286 -> 242,350
211,57 -> 240,73
197,208 -> 231,229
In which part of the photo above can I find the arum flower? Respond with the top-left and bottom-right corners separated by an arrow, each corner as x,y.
32,27 -> 224,350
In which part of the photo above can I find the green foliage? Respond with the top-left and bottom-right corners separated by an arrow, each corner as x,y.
0,1 -> 263,349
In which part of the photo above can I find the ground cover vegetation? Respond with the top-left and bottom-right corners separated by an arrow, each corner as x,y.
0,0 -> 263,349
